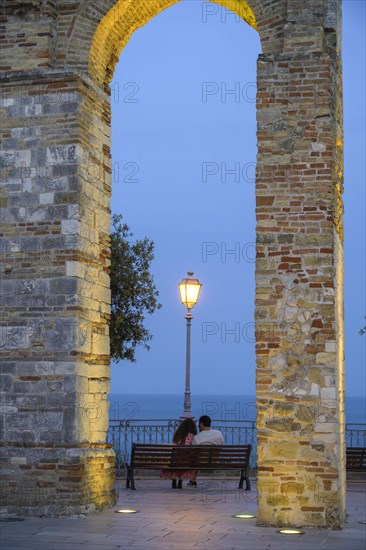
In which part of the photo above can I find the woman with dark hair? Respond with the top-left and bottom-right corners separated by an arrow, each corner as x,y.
160,417 -> 197,489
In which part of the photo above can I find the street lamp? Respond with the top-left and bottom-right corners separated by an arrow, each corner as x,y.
178,272 -> 202,418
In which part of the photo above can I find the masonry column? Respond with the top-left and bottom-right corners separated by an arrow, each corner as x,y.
255,0 -> 345,528
0,69 -> 117,515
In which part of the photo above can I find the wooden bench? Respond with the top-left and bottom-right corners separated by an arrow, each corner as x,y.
346,447 -> 366,471
126,443 -> 252,491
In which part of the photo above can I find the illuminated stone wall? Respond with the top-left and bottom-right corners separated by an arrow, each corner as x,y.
254,0 -> 345,528
0,0 -> 345,526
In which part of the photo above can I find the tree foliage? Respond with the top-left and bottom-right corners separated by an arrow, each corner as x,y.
110,214 -> 162,362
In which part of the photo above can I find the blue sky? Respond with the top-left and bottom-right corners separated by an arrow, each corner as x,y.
110,0 -> 365,397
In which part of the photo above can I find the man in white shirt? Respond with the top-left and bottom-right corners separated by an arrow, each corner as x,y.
188,415 -> 224,487
192,415 -> 224,446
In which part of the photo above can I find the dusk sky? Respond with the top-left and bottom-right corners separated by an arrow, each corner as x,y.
110,0 -> 365,397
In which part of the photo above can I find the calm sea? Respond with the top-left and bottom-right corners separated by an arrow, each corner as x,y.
108,393 -> 366,424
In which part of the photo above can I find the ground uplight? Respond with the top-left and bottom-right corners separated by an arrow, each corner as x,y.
277,529 -> 305,535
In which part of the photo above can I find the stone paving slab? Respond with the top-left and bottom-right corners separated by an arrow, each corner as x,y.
0,478 -> 365,550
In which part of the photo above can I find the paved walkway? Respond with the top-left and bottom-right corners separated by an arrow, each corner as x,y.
0,478 -> 365,550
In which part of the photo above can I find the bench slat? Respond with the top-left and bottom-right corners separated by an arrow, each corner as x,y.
127,443 -> 252,491
346,448 -> 366,471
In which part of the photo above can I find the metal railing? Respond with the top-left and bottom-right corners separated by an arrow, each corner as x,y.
108,419 -> 256,471
107,420 -> 366,473
346,423 -> 366,448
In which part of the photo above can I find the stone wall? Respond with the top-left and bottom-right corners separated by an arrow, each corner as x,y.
255,0 -> 345,528
0,443 -> 116,516
0,0 -> 345,527
0,61 -> 115,514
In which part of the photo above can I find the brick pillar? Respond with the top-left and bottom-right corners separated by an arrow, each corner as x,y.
0,70 -> 117,515
255,0 -> 345,529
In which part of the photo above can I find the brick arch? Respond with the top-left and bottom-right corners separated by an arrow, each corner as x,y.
1,0 -> 345,529
89,0 -> 257,89
59,0 -> 287,89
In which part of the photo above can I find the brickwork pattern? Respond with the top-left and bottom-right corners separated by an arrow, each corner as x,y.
0,443 -> 117,516
0,0 -> 345,527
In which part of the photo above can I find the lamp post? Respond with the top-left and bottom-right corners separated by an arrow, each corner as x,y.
178,272 -> 202,418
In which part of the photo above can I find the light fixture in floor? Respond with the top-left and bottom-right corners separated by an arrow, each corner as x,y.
277,529 -> 305,535
233,513 -> 256,519
115,509 -> 139,514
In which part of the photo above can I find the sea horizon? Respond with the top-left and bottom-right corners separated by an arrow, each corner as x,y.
108,393 -> 366,424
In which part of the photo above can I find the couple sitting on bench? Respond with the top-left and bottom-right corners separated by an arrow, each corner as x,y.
160,415 -> 224,489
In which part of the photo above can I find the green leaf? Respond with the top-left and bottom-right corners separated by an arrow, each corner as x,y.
110,214 -> 162,363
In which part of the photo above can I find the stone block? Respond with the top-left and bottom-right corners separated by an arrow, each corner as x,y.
61,219 -> 79,235
45,318 -> 77,352
321,387 -> 337,400
10,457 -> 27,464
267,440 -> 298,459
0,280 -> 15,294
0,374 -> 13,393
0,325 -> 32,350
39,192 -> 55,204
316,352 -> 336,365
257,109 -> 283,126
314,423 -> 339,433
92,333 -> 110,355
62,376 -> 77,393
325,341 -> 337,352
266,419 -> 302,433
87,378 -> 109,394
49,278 -> 77,295
46,145 -> 78,165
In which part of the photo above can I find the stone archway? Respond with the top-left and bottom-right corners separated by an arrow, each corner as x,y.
0,0 -> 345,528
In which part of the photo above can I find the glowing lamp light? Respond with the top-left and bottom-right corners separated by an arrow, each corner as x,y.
233,514 -> 256,519
115,509 -> 139,514
179,272 -> 202,311
178,272 -> 202,418
277,529 -> 305,535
